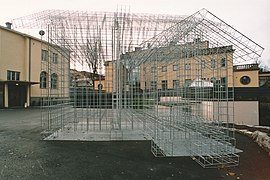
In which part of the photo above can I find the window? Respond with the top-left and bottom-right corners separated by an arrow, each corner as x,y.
142,67 -> 146,75
52,53 -> 58,64
151,81 -> 157,90
173,64 -> 179,71
161,66 -> 167,72
221,58 -> 226,67
194,38 -> 201,44
210,77 -> 216,83
51,73 -> 58,89
259,76 -> 270,87
161,80 -> 167,90
184,63 -> 191,70
16,73 -> 20,80
184,79 -> 192,87
211,59 -> 216,68
7,70 -> 20,81
173,80 -> 180,89
41,50 -> 49,61
221,77 -> 227,85
201,60 -> 205,69
97,84 -> 103,90
240,76 -> 251,85
40,71 -> 47,88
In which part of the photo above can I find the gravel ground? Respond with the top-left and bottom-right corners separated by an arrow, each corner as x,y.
0,108 -> 270,180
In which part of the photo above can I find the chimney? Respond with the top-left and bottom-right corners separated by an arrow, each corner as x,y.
5,22 -> 12,29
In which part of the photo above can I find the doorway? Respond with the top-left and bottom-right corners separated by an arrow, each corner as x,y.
8,83 -> 27,107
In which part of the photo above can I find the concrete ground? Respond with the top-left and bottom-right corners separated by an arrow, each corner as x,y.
0,109 -> 270,180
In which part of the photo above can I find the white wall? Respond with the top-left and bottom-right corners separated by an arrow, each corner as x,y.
160,97 -> 259,126
201,101 -> 259,126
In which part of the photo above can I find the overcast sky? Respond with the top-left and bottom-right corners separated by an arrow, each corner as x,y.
1,0 -> 269,66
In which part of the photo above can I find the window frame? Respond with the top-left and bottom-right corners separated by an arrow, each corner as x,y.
51,73 -> 58,89
173,64 -> 179,71
240,76 -> 251,85
173,80 -> 180,89
151,67 -> 156,73
221,58 -> 226,67
161,80 -> 168,90
161,66 -> 167,72
41,49 -> 49,61
150,81 -> 157,90
211,59 -> 216,68
40,71 -> 48,89
52,53 -> 58,64
184,79 -> 192,87
221,77 -> 227,85
201,60 -> 205,69
184,63 -> 191,70
7,70 -> 20,81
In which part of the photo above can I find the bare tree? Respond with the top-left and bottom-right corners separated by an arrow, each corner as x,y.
83,38 -> 104,89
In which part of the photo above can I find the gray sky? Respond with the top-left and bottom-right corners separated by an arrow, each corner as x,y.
1,0 -> 269,66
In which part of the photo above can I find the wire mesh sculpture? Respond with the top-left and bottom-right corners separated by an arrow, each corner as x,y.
12,8 -> 264,168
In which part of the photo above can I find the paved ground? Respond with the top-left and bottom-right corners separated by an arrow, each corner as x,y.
0,109 -> 270,180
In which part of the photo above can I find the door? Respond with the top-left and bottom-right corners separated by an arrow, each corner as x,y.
8,83 -> 27,107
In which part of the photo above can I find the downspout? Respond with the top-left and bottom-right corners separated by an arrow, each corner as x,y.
27,38 -> 32,107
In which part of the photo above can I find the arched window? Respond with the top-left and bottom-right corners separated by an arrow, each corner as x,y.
51,73 -> 58,89
40,71 -> 47,88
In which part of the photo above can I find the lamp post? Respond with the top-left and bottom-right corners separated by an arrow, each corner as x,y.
39,30 -> 45,40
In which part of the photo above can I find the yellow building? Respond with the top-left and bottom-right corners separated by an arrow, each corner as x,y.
103,40 -> 234,93
103,40 -> 269,99
233,63 -> 270,98
139,44 -> 234,91
233,63 -> 270,87
103,61 -> 128,92
70,69 -> 105,90
0,25 -> 70,108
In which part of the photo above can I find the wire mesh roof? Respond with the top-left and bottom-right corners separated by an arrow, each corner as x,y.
129,9 -> 264,66
12,8 -> 264,69
12,9 -> 188,72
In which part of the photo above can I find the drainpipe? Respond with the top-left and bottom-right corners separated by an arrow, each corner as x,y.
27,38 -> 32,107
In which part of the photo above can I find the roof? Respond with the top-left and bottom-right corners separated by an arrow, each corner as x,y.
130,9 -> 264,67
0,80 -> 39,85
190,78 -> 213,87
0,25 -> 71,53
0,25 -> 45,43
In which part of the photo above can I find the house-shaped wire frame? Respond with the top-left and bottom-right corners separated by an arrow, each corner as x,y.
12,8 -> 263,168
